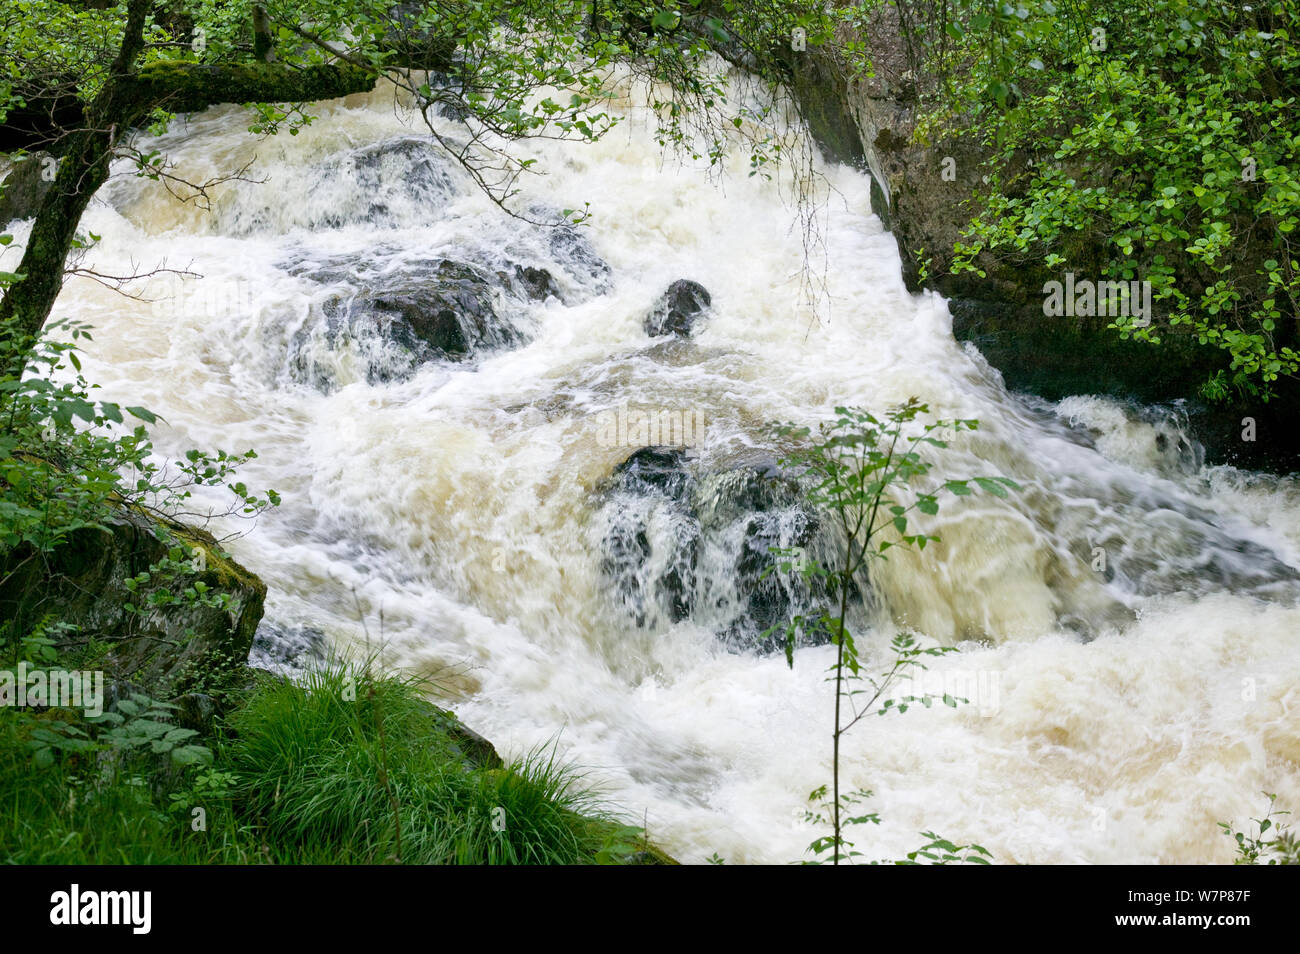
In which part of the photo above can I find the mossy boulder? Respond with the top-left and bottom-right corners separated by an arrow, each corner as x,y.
0,508 -> 266,701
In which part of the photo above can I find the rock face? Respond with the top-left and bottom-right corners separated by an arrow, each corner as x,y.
598,447 -> 845,651
644,280 -> 711,338
0,153 -> 54,225
780,8 -> 1300,472
0,509 -> 266,699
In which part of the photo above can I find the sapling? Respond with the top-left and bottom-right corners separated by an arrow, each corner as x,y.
766,397 -> 1018,864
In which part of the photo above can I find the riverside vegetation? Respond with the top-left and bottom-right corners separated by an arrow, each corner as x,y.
766,400 -> 1013,864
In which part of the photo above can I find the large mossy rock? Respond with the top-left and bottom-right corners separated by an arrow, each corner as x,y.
0,509 -> 266,699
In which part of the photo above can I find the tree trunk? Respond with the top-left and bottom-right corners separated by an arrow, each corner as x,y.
0,125 -> 117,348
253,6 -> 276,63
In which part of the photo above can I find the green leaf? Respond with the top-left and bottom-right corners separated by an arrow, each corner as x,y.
973,477 -> 1010,497
651,10 -> 681,31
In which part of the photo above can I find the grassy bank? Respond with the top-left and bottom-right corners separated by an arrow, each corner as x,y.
0,660 -> 668,865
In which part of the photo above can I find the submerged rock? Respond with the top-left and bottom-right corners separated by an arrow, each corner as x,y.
602,447 -> 699,628
282,251 -> 537,390
644,280 -> 712,338
546,222 -> 613,293
597,447 -> 844,651
216,136 -> 458,235
251,622 -> 327,668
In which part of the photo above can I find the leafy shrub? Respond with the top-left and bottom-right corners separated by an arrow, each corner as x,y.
854,0 -> 1300,399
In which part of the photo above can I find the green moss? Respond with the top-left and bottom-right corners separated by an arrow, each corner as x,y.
129,62 -> 377,115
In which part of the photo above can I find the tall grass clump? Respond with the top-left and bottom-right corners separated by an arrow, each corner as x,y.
227,663 -> 624,865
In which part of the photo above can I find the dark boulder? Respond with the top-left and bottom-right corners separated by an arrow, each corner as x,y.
282,252 -> 535,390
597,447 -> 846,651
355,259 -> 516,361
508,264 -> 559,302
644,280 -> 711,338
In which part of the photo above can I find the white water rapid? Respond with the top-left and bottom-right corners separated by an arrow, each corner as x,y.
8,69 -> 1299,864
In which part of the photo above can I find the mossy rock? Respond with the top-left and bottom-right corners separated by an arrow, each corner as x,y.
0,507 -> 266,703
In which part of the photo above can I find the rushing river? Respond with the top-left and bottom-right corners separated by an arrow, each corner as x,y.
11,68 -> 1300,863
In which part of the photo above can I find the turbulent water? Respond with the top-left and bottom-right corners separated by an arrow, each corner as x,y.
10,68 -> 1300,864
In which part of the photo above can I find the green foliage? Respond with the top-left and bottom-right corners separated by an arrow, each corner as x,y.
1220,792 -> 1300,864
23,692 -> 212,771
768,397 -> 1017,863
0,305 -> 278,661
0,658 -> 644,864
90,694 -> 212,766
0,313 -> 276,563
227,662 -> 633,864
893,831 -> 992,865
3,1 -> 845,211
867,0 -> 1300,398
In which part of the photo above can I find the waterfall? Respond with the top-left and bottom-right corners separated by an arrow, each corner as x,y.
10,67 -> 1299,864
